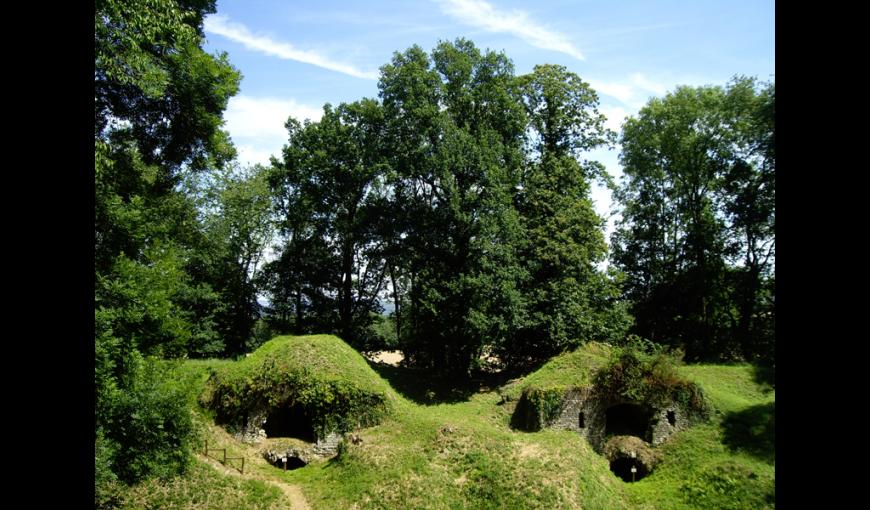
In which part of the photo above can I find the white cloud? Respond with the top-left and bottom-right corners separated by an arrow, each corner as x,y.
589,73 -> 668,109
235,144 -> 277,167
224,96 -> 323,167
436,0 -> 585,60
629,73 -> 668,96
599,105 -> 630,135
204,15 -> 378,80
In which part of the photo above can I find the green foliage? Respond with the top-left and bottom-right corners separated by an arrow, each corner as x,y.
204,335 -> 395,437
187,164 -> 276,356
365,313 -> 399,350
594,340 -> 709,416
95,432 -> 123,509
97,358 -> 196,486
247,318 -> 275,352
613,77 -> 774,362
267,40 -> 629,376
95,0 -> 243,491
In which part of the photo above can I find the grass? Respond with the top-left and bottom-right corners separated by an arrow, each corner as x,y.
206,335 -> 396,397
114,459 -> 290,509
112,337 -> 774,509
618,364 -> 776,509
285,392 -> 630,509
499,342 -> 614,401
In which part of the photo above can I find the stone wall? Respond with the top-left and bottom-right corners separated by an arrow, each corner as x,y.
236,406 -> 269,444
312,432 -> 343,456
547,388 -> 608,451
650,406 -> 689,446
234,402 -> 344,457
543,388 -> 694,451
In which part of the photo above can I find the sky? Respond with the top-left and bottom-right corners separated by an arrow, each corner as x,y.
203,0 -> 774,243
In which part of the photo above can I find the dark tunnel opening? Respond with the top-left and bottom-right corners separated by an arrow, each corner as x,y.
610,457 -> 650,482
605,403 -> 654,440
263,403 -> 316,442
277,455 -> 307,470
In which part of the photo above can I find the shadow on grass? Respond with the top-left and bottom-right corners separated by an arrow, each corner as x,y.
366,361 -> 515,405
721,401 -> 775,463
752,364 -> 775,392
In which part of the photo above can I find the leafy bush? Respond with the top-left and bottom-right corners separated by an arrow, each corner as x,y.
97,357 -> 196,485
594,339 -> 709,416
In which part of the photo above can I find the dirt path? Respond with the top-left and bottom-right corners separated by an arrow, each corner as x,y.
198,453 -> 312,509
198,423 -> 314,509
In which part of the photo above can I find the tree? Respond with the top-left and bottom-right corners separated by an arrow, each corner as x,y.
501,64 -> 631,367
186,164 -> 275,356
95,0 -> 241,492
267,100 -> 389,349
612,77 -> 774,361
375,40 -> 531,375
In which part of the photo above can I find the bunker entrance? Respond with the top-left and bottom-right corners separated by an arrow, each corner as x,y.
275,455 -> 307,470
610,457 -> 649,482
605,403 -> 653,440
263,403 -> 316,442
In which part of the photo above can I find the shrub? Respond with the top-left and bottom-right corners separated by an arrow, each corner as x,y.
594,340 -> 709,416
97,357 -> 196,484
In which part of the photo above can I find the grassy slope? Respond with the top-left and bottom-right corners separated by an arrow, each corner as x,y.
620,365 -> 776,509
500,342 -> 613,401
117,340 -> 775,509
117,460 -> 290,510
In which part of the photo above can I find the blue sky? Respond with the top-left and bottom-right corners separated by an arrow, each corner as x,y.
203,0 -> 774,236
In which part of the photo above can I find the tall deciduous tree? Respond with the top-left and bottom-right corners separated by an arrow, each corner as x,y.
186,164 -> 275,356
503,64 -> 630,366
267,100 -> 389,349
95,0 -> 241,492
377,40 -> 531,375
612,77 -> 774,361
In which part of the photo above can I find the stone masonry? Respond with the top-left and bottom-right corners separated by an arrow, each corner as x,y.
545,387 -> 694,451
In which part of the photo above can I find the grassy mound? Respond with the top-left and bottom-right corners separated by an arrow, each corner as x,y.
202,335 -> 396,437
507,342 -> 710,431
593,346 -> 709,417
501,342 -> 612,430
500,341 -> 614,402
125,341 -> 773,509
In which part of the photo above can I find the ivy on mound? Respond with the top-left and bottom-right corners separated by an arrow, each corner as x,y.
593,344 -> 709,416
201,335 -> 395,438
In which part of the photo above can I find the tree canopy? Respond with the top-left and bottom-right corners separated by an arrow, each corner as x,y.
612,77 -> 774,362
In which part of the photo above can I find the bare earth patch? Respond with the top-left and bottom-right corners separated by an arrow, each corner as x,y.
518,442 -> 544,459
366,350 -> 404,366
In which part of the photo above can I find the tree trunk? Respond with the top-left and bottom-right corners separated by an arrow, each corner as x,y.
390,262 -> 401,341
340,238 -> 355,342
